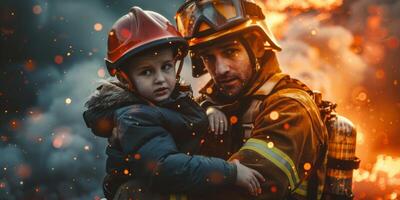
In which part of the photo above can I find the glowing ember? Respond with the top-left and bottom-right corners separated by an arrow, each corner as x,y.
32,5 -> 42,15
134,154 -> 141,160
230,115 -> 238,125
206,87 -> 213,94
97,68 -> 106,78
17,164 -> 32,179
269,111 -> 279,121
94,23 -> 103,31
283,123 -> 290,130
54,55 -> 64,65
356,92 -> 368,102
267,141 -> 274,148
65,98 -> 72,105
303,162 -> 312,171
270,185 -> 278,193
52,129 -> 72,149
52,137 -> 63,148
10,120 -> 19,129
24,59 -> 36,71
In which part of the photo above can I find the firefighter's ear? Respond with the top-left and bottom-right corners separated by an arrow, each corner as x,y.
244,31 -> 265,58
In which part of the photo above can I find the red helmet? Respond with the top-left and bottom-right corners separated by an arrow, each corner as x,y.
105,7 -> 188,76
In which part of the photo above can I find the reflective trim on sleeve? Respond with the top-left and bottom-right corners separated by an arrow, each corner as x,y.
240,138 -> 300,190
293,181 -> 324,199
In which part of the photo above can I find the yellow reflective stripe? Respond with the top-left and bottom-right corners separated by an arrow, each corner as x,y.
240,138 -> 300,190
293,181 -> 324,199
169,194 -> 188,200
180,195 -> 188,200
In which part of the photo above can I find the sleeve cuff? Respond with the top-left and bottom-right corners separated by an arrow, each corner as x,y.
224,162 -> 237,185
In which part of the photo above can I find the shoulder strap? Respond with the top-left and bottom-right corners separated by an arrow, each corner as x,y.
240,73 -> 290,139
254,73 -> 289,96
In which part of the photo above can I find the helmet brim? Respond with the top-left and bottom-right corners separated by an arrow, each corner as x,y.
106,37 -> 188,76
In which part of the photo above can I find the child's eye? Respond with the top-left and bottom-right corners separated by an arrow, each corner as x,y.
139,69 -> 152,76
162,63 -> 174,71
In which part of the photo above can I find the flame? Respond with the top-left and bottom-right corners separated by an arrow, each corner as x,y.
354,155 -> 400,194
262,0 -> 343,11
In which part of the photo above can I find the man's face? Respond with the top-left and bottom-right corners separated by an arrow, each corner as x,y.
196,39 -> 253,97
125,47 -> 176,103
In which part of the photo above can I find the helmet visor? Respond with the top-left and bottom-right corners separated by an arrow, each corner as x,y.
176,0 -> 246,39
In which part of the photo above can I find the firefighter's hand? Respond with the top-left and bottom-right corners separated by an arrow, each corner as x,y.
232,159 -> 264,196
206,106 -> 227,135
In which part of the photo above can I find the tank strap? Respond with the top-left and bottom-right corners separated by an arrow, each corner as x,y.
254,72 -> 289,96
327,157 -> 360,170
240,73 -> 289,139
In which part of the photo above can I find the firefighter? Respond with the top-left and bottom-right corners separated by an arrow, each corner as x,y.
176,0 -> 329,199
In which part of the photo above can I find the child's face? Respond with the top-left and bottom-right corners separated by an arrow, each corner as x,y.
126,48 -> 177,103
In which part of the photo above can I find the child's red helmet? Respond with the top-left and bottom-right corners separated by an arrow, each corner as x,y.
105,7 -> 188,76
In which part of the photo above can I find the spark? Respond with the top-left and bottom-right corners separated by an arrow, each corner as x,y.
94,23 -> 103,31
54,55 -> 64,65
269,111 -> 279,121
65,98 -> 72,104
230,116 -> 238,125
134,154 -> 141,160
32,5 -> 42,15
206,87 -> 213,94
303,162 -> 312,171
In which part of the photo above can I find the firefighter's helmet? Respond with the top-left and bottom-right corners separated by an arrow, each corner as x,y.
176,0 -> 281,77
106,6 -> 188,76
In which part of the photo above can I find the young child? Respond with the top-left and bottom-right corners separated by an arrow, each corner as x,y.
83,7 -> 264,199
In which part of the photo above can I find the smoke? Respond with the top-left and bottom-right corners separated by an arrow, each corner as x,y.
277,15 -> 367,101
0,61 -> 108,199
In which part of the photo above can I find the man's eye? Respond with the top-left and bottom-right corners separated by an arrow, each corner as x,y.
224,48 -> 238,56
140,70 -> 152,76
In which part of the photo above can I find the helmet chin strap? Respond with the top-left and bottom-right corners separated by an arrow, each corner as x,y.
116,70 -> 135,92
175,58 -> 185,83
238,35 -> 258,74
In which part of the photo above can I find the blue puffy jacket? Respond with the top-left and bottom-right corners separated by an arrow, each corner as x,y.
83,81 -> 236,199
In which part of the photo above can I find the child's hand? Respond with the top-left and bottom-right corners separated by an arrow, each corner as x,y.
206,106 -> 227,135
232,159 -> 264,196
